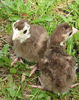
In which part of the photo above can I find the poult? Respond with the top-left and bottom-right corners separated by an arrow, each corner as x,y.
11,19 -> 49,76
31,23 -> 78,93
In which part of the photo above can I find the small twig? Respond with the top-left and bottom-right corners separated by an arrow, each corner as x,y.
66,10 -> 73,17
30,76 -> 38,82
0,37 -> 8,44
1,77 -> 8,82
0,28 -> 6,32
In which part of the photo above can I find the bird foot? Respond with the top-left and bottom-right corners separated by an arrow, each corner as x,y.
71,83 -> 79,88
30,85 -> 43,89
29,65 -> 37,77
30,65 -> 36,69
11,58 -> 24,66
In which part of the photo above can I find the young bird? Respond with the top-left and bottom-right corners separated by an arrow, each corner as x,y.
31,23 -> 78,93
11,19 -> 49,76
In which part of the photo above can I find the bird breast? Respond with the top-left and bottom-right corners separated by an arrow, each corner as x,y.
13,40 -> 40,62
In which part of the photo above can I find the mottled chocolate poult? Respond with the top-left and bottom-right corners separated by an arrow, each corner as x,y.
32,23 -> 78,93
10,19 -> 49,76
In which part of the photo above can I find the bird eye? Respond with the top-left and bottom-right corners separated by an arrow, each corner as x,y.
23,30 -> 27,34
69,32 -> 72,36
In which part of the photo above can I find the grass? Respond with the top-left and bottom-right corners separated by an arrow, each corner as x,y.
0,0 -> 79,100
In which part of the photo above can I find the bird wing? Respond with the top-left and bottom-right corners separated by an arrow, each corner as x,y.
29,24 -> 49,58
37,33 -> 49,58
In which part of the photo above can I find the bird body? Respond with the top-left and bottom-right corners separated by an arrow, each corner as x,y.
37,23 -> 78,93
39,47 -> 76,93
12,19 -> 49,63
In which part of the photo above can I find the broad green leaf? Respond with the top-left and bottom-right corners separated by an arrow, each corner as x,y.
10,68 -> 17,74
7,88 -> 16,97
2,44 -> 9,56
31,16 -> 53,23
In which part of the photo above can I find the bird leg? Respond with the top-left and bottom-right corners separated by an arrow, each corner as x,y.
71,83 -> 79,88
29,64 -> 38,77
30,85 -> 43,89
11,57 -> 24,66
38,77 -> 44,86
30,77 -> 44,90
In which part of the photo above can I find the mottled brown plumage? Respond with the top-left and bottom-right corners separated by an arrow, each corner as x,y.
37,23 -> 78,93
39,49 -> 76,93
50,23 -> 77,47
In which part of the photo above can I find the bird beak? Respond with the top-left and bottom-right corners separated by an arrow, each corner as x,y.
72,27 -> 78,34
12,33 -> 19,41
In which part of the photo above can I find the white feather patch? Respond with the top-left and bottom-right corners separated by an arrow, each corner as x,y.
12,22 -> 31,43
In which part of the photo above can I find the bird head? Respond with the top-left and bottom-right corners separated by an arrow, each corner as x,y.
51,23 -> 78,46
12,19 -> 31,43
